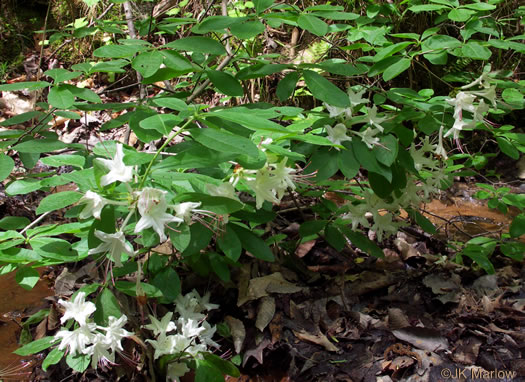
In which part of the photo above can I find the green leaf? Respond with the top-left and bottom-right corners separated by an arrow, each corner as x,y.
500,242 -> 525,261
192,128 -> 259,157
300,220 -> 328,237
0,81 -> 50,91
448,8 -> 475,22
169,223 -> 191,252
40,154 -> 85,169
15,267 -> 40,290
254,0 -> 275,14
502,88 -> 524,105
297,14 -> 328,36
496,137 -> 519,159
217,224 -> 242,262
208,109 -> 288,133
276,71 -> 300,101
152,97 -> 188,111
195,359 -> 225,382
231,224 -> 275,262
5,179 -> 41,195
36,191 -> 82,215
308,147 -> 339,181
409,4 -> 450,12
230,19 -> 266,39
382,58 -> 411,81
303,70 -> 350,108
48,85 -> 75,109
0,111 -> 44,127
236,63 -> 289,80
424,35 -> 462,50
337,144 -> 359,179
203,353 -> 240,377
509,214 -> 525,238
0,153 -> 15,181
12,138 -> 67,154
209,253 -> 230,282
93,44 -> 143,58
139,114 -> 182,136
194,16 -> 239,33
151,267 -> 181,302
340,226 -> 384,258
161,50 -> 194,71
373,42 -> 413,62
42,347 -> 65,371
44,68 -> 82,83
14,336 -> 58,356
94,288 -> 122,326
206,70 -> 244,96
132,50 -> 164,77
374,135 -> 398,166
463,244 -> 495,274
407,209 -> 436,234
0,216 -> 30,230
165,37 -> 226,55
369,172 -> 393,198
461,42 -> 491,60
324,224 -> 346,251
66,353 -> 90,372
462,2 -> 496,10
182,223 -> 214,257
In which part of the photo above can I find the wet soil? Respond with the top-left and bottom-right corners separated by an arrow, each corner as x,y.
0,269 -> 52,376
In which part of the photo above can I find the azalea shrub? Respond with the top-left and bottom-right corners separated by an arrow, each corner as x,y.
0,0 -> 524,379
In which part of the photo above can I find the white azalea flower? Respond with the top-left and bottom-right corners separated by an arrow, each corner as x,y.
144,312 -> 177,337
270,158 -> 297,199
167,362 -> 190,382
245,167 -> 280,209
135,188 -> 182,242
84,333 -> 115,369
371,212 -> 402,241
356,127 -> 380,149
447,92 -> 477,120
175,290 -> 218,320
98,143 -> 133,186
341,203 -> 370,231
471,86 -> 497,108
147,333 -> 177,359
179,317 -> 205,338
365,106 -> 387,132
324,103 -> 352,119
101,315 -> 131,353
173,202 -> 202,224
444,118 -> 470,140
78,191 -> 107,220
461,72 -> 491,90
435,126 -> 448,160
55,323 -> 97,356
325,123 -> 352,149
58,292 -> 96,326
199,321 -> 220,349
206,182 -> 239,200
348,88 -> 367,107
89,230 -> 135,267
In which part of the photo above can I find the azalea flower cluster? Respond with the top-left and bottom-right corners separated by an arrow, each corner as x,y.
340,138 -> 451,240
54,292 -> 132,369
144,290 -> 219,382
444,72 -> 496,140
324,89 -> 389,149
231,157 -> 297,209
78,143 -> 205,267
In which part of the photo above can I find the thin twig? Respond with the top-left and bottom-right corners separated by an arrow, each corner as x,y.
21,212 -> 51,235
